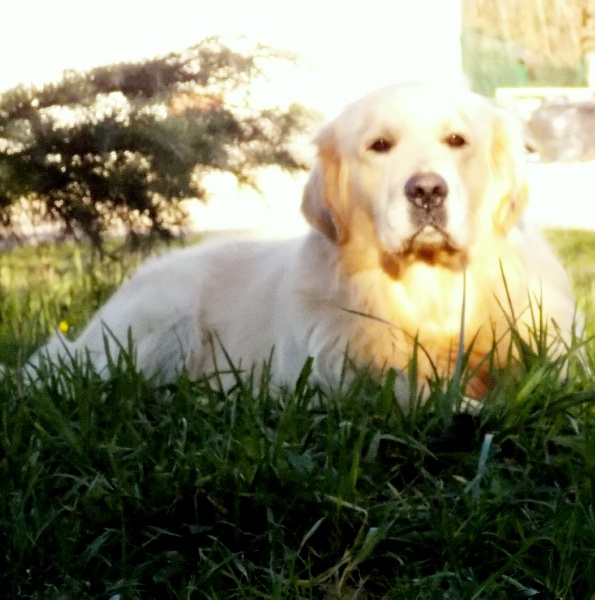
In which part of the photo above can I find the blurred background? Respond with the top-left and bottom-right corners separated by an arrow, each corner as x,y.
0,0 -> 593,244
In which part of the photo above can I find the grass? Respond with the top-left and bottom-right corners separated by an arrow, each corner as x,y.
0,241 -> 157,366
544,229 -> 595,339
0,230 -> 594,599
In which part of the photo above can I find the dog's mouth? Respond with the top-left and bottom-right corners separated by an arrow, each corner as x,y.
400,224 -> 461,262
381,225 -> 467,277
406,225 -> 455,254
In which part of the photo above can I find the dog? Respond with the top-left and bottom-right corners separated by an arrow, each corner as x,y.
25,82 -> 579,405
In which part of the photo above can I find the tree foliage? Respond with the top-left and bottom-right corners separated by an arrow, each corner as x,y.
0,38 -> 310,246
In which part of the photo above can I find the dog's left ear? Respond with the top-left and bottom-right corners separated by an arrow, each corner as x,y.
490,108 -> 529,234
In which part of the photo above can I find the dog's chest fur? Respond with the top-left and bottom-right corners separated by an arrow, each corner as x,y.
342,259 -> 517,395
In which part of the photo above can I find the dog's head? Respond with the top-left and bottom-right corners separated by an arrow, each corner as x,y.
302,82 -> 528,276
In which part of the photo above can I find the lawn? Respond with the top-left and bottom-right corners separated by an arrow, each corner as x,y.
0,230 -> 594,599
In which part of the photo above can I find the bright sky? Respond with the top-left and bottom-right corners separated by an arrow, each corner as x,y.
1,0 -> 462,118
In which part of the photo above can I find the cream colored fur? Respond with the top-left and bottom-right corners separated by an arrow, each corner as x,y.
25,82 -> 579,405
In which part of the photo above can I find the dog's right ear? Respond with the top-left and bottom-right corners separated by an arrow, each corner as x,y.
489,108 -> 529,234
301,125 -> 349,245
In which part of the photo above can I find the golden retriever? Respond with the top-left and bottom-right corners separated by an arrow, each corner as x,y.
25,82 -> 579,404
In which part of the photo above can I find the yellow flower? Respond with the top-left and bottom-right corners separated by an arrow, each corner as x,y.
58,320 -> 69,334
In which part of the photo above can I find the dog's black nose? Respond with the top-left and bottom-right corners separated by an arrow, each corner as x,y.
405,172 -> 448,209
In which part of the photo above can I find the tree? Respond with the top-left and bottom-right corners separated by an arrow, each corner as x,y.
0,38 -> 310,247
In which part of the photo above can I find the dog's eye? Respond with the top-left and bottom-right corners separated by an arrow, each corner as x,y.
444,133 -> 468,148
368,138 -> 393,153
